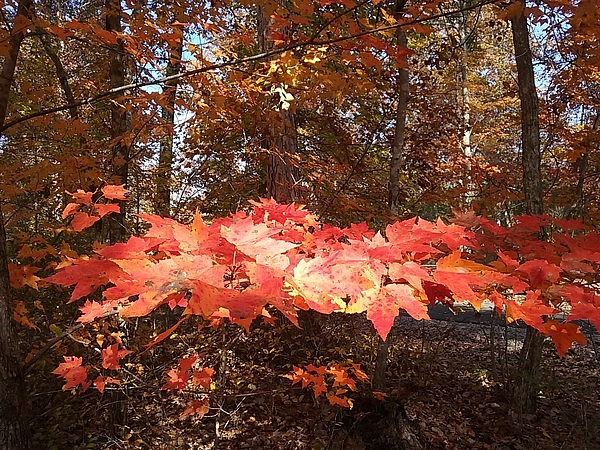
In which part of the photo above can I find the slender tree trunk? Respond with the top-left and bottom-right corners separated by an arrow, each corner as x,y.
37,32 -> 78,119
509,2 -> 545,414
0,0 -> 32,122
568,112 -> 597,219
374,0 -> 410,393
257,4 -> 301,203
0,211 -> 31,450
388,30 -> 409,218
0,1 -> 33,448
106,0 -> 131,243
104,0 -> 129,435
156,39 -> 183,217
458,9 -> 472,158
511,9 -> 542,216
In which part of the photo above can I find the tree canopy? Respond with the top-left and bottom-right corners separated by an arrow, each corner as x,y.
1,0 -> 599,448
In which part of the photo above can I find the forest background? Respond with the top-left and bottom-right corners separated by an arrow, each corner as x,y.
0,0 -> 599,448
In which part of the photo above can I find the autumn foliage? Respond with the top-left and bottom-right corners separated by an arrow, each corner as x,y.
41,186 -> 600,411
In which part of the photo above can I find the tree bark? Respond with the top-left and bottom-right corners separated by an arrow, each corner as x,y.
104,0 -> 129,435
0,210 -> 31,450
388,27 -> 409,217
0,0 -> 33,123
37,31 -> 79,119
106,0 -> 131,243
257,4 -> 301,203
374,0 -> 410,393
0,1 -> 33,447
156,38 -> 183,217
509,3 -> 545,414
568,112 -> 597,219
458,8 -> 472,158
511,7 -> 542,216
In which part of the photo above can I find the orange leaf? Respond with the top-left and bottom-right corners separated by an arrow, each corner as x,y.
144,316 -> 189,350
192,367 -> 215,389
13,300 -> 38,329
101,344 -> 132,370
94,203 -> 121,217
71,212 -> 100,232
101,184 -> 129,200
52,356 -> 89,391
95,376 -> 106,393
62,202 -> 80,219
8,264 -> 41,289
543,320 -> 587,357
181,399 -> 210,419
67,189 -> 93,205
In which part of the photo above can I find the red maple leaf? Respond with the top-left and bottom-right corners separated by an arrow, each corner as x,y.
95,236 -> 163,259
367,284 -> 429,341
93,203 -> 121,218
327,390 -> 351,408
517,259 -> 562,290
543,320 -> 587,357
388,261 -> 433,291
94,376 -> 121,394
162,354 -> 197,391
514,214 -> 549,231
328,366 -> 356,390
181,399 -> 210,419
192,368 -> 215,389
342,222 -> 376,240
423,281 -> 453,305
94,376 -> 106,394
191,210 -> 210,243
67,189 -> 93,205
163,367 -> 190,391
52,356 -> 89,391
221,216 -> 298,260
45,259 -> 125,302
568,302 -> 600,332
71,212 -> 100,232
101,184 -> 129,200
145,316 -> 189,350
180,354 -> 197,372
249,198 -> 316,225
505,291 -> 558,330
450,208 -> 480,229
62,202 -> 80,219
101,344 -> 132,370
77,300 -> 115,324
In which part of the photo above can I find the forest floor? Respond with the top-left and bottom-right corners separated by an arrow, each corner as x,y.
31,310 -> 600,450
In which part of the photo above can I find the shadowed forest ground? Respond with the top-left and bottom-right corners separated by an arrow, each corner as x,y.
30,311 -> 600,449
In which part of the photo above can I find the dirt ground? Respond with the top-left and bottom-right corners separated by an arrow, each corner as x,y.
31,312 -> 600,449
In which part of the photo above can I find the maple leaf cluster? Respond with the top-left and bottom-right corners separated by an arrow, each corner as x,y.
284,363 -> 369,408
62,185 -> 127,232
46,191 -> 600,395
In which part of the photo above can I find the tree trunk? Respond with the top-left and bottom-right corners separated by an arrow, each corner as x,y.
509,2 -> 545,414
0,1 -> 33,447
458,9 -> 472,158
388,28 -> 409,217
105,0 -> 129,435
37,32 -> 78,119
156,38 -> 183,217
257,3 -> 301,203
106,0 -> 131,243
374,0 -> 410,393
0,0 -> 32,123
568,112 -> 597,219
511,7 -> 542,216
0,210 -> 31,450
